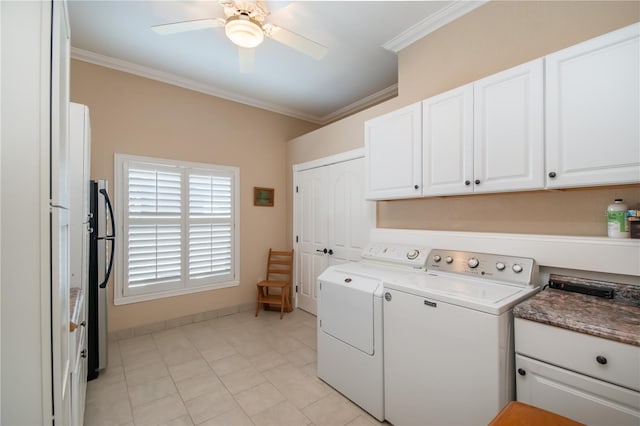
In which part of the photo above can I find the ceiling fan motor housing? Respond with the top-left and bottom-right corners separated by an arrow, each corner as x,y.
225,14 -> 265,48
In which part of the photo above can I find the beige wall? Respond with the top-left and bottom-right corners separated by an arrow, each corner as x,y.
287,1 -> 640,239
71,60 -> 318,331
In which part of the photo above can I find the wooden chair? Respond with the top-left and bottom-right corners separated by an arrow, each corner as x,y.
255,248 -> 294,319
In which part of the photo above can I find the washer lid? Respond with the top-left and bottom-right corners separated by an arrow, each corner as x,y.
386,273 -> 538,315
416,274 -> 522,303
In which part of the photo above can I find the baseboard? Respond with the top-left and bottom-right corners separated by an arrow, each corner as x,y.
108,302 -> 255,341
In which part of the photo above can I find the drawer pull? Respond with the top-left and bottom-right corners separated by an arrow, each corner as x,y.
517,368 -> 526,376
596,355 -> 607,365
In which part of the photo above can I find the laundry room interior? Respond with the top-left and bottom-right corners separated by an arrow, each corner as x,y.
2,1 -> 639,425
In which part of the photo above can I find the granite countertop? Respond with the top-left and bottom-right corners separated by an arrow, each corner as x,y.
513,285 -> 640,347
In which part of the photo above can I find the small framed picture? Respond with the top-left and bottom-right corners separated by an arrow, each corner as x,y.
254,187 -> 274,207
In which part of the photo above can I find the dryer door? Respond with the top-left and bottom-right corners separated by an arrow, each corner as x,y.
318,271 -> 381,355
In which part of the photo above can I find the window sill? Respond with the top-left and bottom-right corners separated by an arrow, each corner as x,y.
114,280 -> 240,305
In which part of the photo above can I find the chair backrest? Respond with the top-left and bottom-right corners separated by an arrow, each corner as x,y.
265,249 -> 294,284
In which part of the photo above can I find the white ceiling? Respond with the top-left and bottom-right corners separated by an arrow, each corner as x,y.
68,1 -> 484,124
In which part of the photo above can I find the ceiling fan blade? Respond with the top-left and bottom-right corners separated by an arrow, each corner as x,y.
238,47 -> 255,73
264,24 -> 327,60
151,18 -> 224,35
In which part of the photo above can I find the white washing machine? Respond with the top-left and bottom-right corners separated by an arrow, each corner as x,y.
383,249 -> 540,426
317,243 -> 429,421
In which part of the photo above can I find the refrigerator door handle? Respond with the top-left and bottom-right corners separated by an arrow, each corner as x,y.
98,188 -> 115,289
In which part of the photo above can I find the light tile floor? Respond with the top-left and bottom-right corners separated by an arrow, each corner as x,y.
84,309 -> 385,426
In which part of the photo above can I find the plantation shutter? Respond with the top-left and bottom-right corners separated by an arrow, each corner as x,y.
125,166 -> 182,294
118,155 -> 239,302
188,171 -> 234,284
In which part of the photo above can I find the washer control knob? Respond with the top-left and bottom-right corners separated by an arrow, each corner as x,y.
512,264 -> 524,273
496,262 -> 506,271
433,255 -> 442,262
445,256 -> 453,264
467,258 -> 479,268
407,250 -> 419,260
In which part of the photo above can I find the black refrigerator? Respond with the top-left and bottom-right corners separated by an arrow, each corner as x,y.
88,179 -> 115,380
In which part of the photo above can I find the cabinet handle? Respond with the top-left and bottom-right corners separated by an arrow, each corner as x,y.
81,349 -> 87,359
328,249 -> 333,255
548,171 -> 557,178
596,355 -> 607,365
80,321 -> 86,327
475,179 -> 480,185
316,249 -> 328,254
414,184 -> 419,190
464,180 -> 471,186
517,368 -> 526,376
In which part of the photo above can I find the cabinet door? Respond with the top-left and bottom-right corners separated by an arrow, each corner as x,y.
474,59 -> 544,193
545,23 -> 640,188
516,355 -> 640,425
51,1 -> 72,424
70,326 -> 87,426
422,84 -> 474,196
365,102 -> 422,199
69,104 -> 90,292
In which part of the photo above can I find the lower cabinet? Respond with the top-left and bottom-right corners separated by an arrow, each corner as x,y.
70,311 -> 87,425
516,355 -> 640,425
515,318 -> 640,425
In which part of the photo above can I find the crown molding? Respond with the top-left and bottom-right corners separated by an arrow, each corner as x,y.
319,84 -> 398,124
382,0 -> 488,53
70,47 -> 325,124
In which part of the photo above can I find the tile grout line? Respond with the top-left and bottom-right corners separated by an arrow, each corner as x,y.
99,310 -> 322,426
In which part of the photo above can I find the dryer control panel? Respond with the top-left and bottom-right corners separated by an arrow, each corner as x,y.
361,243 -> 429,268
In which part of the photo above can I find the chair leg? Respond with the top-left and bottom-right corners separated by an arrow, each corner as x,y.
255,286 -> 261,317
279,291 -> 285,320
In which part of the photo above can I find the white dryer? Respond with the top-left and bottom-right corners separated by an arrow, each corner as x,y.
317,244 -> 429,421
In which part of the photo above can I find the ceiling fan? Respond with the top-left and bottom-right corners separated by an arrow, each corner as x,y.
151,0 -> 328,72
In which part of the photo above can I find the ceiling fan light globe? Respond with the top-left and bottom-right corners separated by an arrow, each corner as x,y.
225,16 -> 264,48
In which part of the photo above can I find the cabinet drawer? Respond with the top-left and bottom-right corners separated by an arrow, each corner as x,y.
516,355 -> 640,425
515,318 -> 640,391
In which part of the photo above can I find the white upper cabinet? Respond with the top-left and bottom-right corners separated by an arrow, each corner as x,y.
422,84 -> 474,196
365,102 -> 422,200
474,58 -> 544,193
366,24 -> 638,201
422,59 -> 543,196
545,23 -> 640,188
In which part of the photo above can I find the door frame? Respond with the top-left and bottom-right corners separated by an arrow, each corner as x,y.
292,148 -> 365,310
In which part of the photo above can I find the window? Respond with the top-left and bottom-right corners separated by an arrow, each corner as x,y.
114,154 -> 239,304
